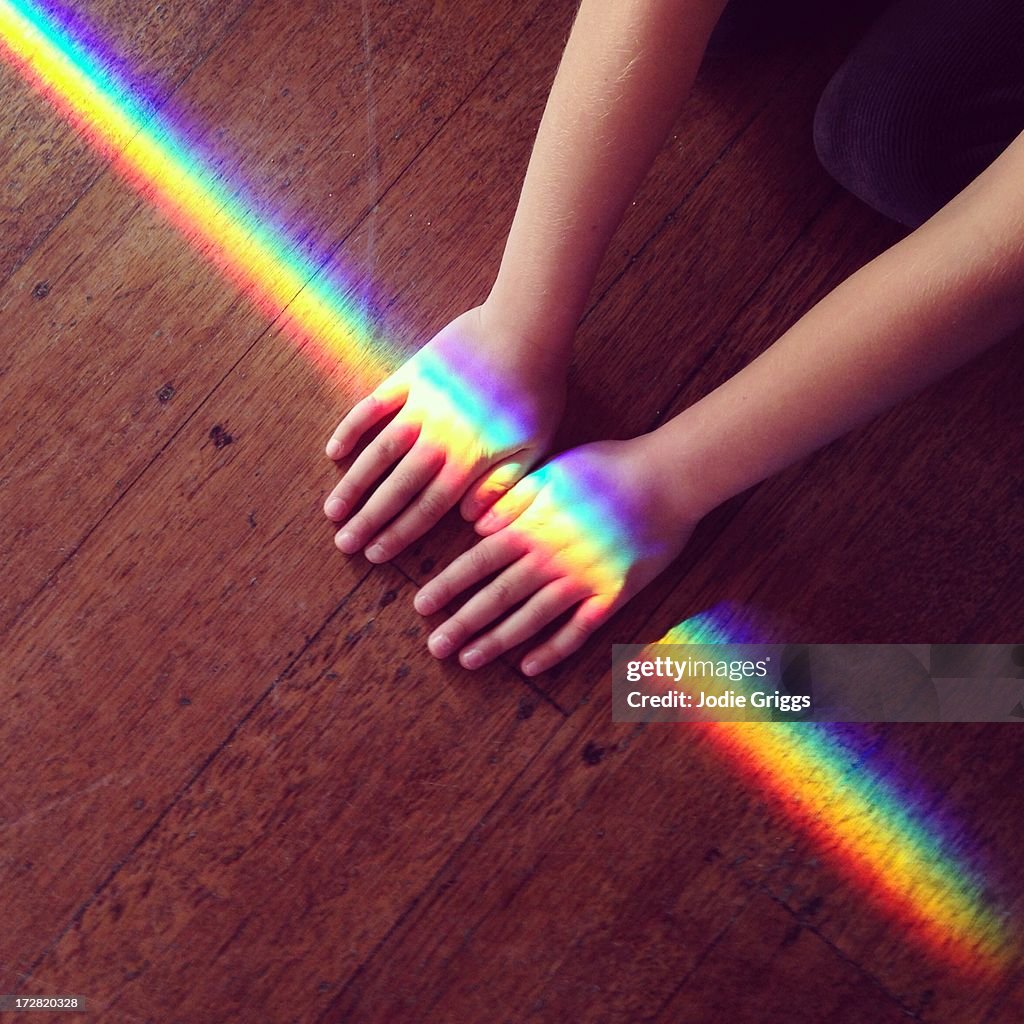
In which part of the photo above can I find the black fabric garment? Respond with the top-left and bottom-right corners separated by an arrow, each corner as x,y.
813,0 -> 1024,227
715,0 -> 1024,227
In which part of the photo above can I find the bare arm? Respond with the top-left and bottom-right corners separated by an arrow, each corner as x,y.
653,129 -> 1024,522
325,0 -> 727,559
419,130 -> 1024,675
482,0 -> 729,372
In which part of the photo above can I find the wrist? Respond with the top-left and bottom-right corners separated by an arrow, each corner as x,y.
477,295 -> 575,381
633,423 -> 722,528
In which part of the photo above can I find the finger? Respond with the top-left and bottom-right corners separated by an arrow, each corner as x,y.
414,531 -> 527,620
325,378 -> 408,460
474,472 -> 544,536
455,577 -> 589,670
519,595 -> 616,676
459,454 -> 531,522
335,441 -> 444,554
324,419 -> 418,526
424,555 -> 556,658
364,463 -> 469,563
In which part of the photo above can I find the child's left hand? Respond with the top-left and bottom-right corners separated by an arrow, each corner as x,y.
413,437 -> 701,675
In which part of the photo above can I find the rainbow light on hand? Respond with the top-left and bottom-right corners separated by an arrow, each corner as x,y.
3,0 -> 1015,981
511,456 -> 636,601
477,447 -> 651,626
657,604 -> 1014,979
399,339 -> 540,471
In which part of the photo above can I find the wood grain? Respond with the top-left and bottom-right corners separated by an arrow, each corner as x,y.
0,0 -> 546,636
16,568 -> 562,1022
652,889 -> 917,1023
0,0 -> 252,283
1,0 -> 549,986
1,0 -> 1020,1021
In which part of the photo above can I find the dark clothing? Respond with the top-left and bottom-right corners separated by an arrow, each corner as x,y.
717,0 -> 1024,227
813,0 -> 1024,227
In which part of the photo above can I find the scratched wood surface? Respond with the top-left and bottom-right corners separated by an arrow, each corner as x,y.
1,1 -> 1021,1022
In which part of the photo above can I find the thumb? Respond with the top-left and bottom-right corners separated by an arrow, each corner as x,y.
459,452 -> 535,522
472,471 -> 544,536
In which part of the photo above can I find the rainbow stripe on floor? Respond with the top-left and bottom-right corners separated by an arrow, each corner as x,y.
0,0 -> 394,391
0,0 -> 543,468
1,0 -> 1013,981
0,0 -> 638,579
659,604 -> 1014,979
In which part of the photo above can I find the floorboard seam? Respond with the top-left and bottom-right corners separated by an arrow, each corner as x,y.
0,0 -> 259,293
644,882 -> 759,1021
757,883 -> 926,1019
315,702 -> 583,1022
387,560 -> 570,718
17,561 -> 376,988
646,185 -> 840,436
578,81 -> 785,335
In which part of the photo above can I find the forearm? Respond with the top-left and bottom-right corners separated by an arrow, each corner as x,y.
651,131 -> 1024,521
483,0 -> 726,372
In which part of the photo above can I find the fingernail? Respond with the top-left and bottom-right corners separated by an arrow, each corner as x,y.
429,632 -> 454,658
461,648 -> 485,670
325,497 -> 347,518
365,543 -> 387,563
522,659 -> 541,677
325,439 -> 343,459
476,513 -> 494,532
336,529 -> 359,553
415,591 -> 437,615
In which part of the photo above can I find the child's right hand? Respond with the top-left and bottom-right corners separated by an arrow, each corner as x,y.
323,305 -> 567,563
413,436 -> 701,675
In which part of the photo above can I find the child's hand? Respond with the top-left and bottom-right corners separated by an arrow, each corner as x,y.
413,437 -> 700,675
324,306 -> 566,562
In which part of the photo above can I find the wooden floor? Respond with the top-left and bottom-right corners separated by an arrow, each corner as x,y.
2,1 -> 1022,1021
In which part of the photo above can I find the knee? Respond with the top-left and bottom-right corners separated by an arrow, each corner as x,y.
813,58 -> 950,228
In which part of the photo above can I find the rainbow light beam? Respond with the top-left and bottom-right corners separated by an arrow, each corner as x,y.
654,604 -> 1014,979
0,0 -> 635,615
0,0 -> 630,589
3,2 -> 1015,980
0,0 -> 541,465
0,0 -> 396,391
498,453 -> 640,606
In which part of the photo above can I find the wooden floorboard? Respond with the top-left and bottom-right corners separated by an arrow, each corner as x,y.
0,0 -> 253,284
651,889 -> 918,1024
0,0 -> 547,637
16,567 -> 563,1023
753,721 -> 1024,1024
1,0 -> 1021,1021
0,0 -> 550,984
982,970 -> 1024,1024
320,687 -> 784,1023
